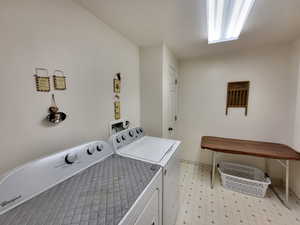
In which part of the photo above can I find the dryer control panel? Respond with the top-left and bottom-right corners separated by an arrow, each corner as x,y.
110,127 -> 145,150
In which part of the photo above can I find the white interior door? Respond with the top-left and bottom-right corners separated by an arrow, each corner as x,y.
167,66 -> 178,138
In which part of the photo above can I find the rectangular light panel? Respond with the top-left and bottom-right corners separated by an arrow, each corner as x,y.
207,0 -> 255,44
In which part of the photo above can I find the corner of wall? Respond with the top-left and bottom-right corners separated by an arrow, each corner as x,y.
290,38 -> 300,197
139,45 -> 164,137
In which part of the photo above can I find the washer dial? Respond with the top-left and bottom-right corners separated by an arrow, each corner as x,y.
65,154 -> 78,164
96,144 -> 103,152
129,131 -> 134,137
87,148 -> 95,155
116,137 -> 121,143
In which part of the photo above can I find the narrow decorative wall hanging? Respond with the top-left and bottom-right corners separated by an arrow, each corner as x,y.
53,70 -> 67,90
113,73 -> 122,120
114,99 -> 121,120
226,81 -> 250,116
34,68 -> 50,92
113,73 -> 121,93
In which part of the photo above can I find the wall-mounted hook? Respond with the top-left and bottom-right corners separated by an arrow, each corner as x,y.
47,94 -> 67,124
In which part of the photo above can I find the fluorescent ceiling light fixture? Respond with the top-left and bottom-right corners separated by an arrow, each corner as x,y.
207,0 -> 255,44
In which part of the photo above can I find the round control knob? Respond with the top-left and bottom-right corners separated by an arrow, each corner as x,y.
96,144 -> 103,152
129,131 -> 134,137
139,128 -> 143,133
136,129 -> 140,134
87,148 -> 95,155
65,154 -> 78,164
121,135 -> 126,141
116,137 -> 121,143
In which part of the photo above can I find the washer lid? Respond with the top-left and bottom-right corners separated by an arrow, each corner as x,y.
117,136 -> 175,163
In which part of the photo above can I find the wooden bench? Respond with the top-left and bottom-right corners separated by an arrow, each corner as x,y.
201,136 -> 300,205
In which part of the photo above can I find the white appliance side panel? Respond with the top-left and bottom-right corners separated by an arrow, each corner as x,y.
133,189 -> 159,225
163,144 -> 181,225
159,141 -> 181,167
119,169 -> 163,225
118,136 -> 176,163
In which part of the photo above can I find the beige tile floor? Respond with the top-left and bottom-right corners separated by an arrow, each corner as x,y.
175,162 -> 300,225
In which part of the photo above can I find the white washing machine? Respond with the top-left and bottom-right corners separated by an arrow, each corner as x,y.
110,127 -> 181,225
0,140 -> 163,225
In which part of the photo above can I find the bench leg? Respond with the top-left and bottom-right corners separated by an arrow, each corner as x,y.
286,160 -> 289,202
211,152 -> 216,189
270,159 -> 291,209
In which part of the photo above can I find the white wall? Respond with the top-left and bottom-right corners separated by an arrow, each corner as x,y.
0,0 -> 140,175
292,40 -> 300,150
177,45 -> 297,179
291,39 -> 300,196
140,46 -> 163,137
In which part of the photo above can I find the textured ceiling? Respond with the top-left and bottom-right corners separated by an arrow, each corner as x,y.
76,0 -> 300,59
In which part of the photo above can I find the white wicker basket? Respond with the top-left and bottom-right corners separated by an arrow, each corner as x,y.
217,161 -> 271,198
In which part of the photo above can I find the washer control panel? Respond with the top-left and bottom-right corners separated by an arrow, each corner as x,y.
110,127 -> 144,150
61,142 -> 109,166
0,141 -> 113,215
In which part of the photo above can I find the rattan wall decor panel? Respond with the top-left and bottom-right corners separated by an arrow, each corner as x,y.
226,81 -> 250,116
